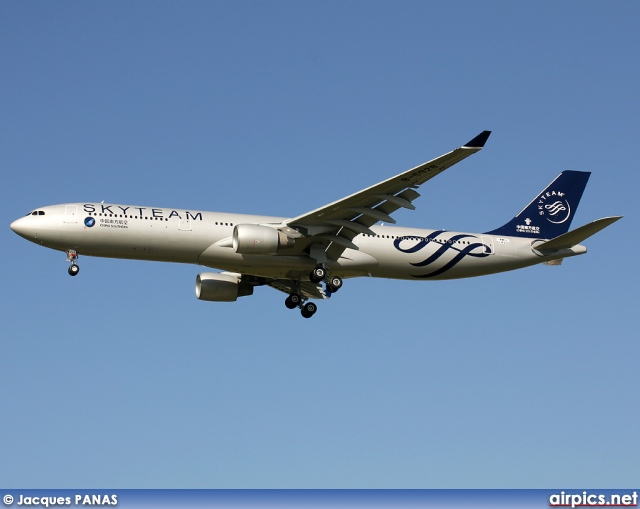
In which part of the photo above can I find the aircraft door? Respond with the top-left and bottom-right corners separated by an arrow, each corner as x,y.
480,236 -> 494,255
64,205 -> 78,223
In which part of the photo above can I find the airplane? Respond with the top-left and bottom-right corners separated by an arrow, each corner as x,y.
10,131 -> 621,318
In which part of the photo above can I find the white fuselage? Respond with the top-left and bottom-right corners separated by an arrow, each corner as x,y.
11,202 -> 587,282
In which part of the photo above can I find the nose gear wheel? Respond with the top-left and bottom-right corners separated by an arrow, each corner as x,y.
66,250 -> 80,276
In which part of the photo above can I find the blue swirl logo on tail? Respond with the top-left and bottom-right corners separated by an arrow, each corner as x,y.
393,231 -> 490,278
544,200 -> 571,224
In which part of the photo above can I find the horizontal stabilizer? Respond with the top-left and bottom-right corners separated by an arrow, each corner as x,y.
535,216 -> 622,253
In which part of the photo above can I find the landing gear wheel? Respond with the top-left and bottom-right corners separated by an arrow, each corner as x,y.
285,293 -> 301,309
326,276 -> 343,293
68,264 -> 80,276
310,266 -> 326,284
301,302 -> 317,319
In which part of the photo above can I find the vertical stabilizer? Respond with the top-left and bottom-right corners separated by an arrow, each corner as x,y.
487,171 -> 591,239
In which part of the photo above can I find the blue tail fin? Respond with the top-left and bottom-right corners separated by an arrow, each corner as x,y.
486,170 -> 591,239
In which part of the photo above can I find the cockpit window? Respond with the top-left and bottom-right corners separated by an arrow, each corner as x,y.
27,211 -> 45,216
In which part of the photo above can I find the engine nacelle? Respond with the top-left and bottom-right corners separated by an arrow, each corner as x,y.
232,224 -> 294,254
195,273 -> 253,302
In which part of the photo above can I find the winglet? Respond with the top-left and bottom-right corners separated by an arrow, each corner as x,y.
463,130 -> 491,148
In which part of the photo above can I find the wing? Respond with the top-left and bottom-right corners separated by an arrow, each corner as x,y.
285,131 -> 491,261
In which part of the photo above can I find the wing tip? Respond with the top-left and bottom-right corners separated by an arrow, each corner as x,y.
463,130 -> 492,149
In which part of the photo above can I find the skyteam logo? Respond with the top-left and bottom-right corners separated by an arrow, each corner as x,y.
84,217 -> 96,227
537,190 -> 571,224
393,231 -> 490,279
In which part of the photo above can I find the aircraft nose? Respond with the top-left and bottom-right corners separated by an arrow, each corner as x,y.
10,216 -> 32,239
10,217 -> 22,233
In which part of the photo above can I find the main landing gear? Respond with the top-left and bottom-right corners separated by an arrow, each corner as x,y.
66,250 -> 80,276
284,293 -> 318,319
283,267 -> 344,318
309,266 -> 343,293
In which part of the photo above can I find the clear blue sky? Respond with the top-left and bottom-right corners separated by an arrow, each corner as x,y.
1,1 -> 638,488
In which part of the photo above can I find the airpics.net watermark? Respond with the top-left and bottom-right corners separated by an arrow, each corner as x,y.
549,491 -> 638,508
3,494 -> 117,507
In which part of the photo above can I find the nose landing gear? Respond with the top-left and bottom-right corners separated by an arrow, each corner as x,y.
66,250 -> 80,276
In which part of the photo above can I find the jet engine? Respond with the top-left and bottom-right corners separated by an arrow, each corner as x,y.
195,273 -> 253,302
232,224 -> 294,254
